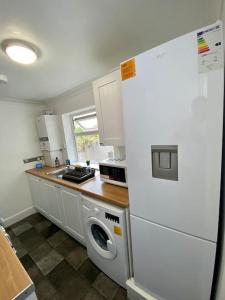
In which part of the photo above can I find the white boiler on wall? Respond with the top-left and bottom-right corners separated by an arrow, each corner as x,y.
36,115 -> 62,151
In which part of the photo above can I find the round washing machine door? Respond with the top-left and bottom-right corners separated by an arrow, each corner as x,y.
87,217 -> 117,260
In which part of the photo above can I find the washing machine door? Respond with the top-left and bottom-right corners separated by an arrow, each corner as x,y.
87,217 -> 117,260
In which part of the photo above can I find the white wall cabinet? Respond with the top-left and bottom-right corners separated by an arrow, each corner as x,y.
93,69 -> 124,146
61,188 -> 85,243
28,175 -> 85,245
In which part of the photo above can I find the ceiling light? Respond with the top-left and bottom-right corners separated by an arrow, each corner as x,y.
1,39 -> 40,65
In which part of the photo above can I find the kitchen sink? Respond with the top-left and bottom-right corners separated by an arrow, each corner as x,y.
46,167 -> 71,178
46,166 -> 96,183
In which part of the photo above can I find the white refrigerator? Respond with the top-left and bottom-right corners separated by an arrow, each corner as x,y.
121,22 -> 224,300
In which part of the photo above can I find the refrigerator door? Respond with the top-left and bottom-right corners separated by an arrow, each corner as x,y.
131,215 -> 216,300
122,23 -> 224,242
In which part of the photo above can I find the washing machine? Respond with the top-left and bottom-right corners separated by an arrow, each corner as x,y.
82,195 -> 129,288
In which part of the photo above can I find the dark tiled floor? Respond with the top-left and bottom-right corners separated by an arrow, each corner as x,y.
6,213 -> 127,300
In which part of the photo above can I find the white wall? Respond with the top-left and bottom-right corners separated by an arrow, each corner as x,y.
0,99 -> 45,226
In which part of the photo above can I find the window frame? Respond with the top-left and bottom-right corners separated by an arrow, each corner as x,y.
73,112 -> 99,137
72,109 -> 100,164
70,107 -> 113,166
68,106 -> 96,163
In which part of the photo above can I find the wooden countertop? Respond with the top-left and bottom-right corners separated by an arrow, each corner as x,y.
0,231 -> 33,300
26,166 -> 129,208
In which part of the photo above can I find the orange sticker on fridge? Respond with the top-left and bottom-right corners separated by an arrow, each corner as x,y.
114,226 -> 122,236
120,58 -> 136,81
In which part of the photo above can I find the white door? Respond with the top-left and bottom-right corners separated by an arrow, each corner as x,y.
43,182 -> 63,226
61,188 -> 84,243
131,215 -> 216,300
28,176 -> 49,215
93,69 -> 124,146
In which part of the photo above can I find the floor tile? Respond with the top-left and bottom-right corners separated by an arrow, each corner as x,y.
5,227 -> 16,240
12,222 -> 32,236
66,244 -> 88,270
51,293 -> 65,300
16,248 -> 28,259
34,219 -> 52,233
47,260 -> 78,290
41,223 -> 60,239
26,264 -> 44,284
36,250 -> 64,276
16,214 -> 123,300
25,213 -> 45,226
11,219 -> 27,229
84,287 -> 105,300
113,287 -> 127,300
79,259 -> 101,283
13,237 -> 28,258
55,237 -> 80,257
93,272 -> 119,300
30,242 -> 52,263
19,228 -> 45,252
47,230 -> 69,248
60,274 -> 91,300
36,278 -> 57,300
20,254 -> 34,270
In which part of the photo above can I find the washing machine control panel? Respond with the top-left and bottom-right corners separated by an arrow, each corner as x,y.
105,212 -> 120,224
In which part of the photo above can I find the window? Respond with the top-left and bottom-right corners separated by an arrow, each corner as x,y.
73,112 -> 113,164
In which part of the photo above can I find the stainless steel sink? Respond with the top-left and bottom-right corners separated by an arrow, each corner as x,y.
46,167 -> 71,178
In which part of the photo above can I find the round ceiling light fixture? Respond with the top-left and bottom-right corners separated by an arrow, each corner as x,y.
1,39 -> 40,65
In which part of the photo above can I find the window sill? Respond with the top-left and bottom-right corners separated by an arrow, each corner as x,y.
70,161 -> 99,170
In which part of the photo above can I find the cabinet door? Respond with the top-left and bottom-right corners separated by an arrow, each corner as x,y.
60,189 -> 85,243
28,176 -> 49,215
43,182 -> 63,227
93,70 -> 124,146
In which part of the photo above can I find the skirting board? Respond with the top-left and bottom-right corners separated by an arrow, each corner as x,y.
0,206 -> 37,227
126,278 -> 158,300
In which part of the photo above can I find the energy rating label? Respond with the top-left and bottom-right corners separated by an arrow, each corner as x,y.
197,36 -> 210,54
197,23 -> 223,73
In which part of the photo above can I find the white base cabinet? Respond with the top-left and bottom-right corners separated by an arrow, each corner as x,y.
43,181 -> 64,227
28,175 -> 85,245
28,176 -> 49,216
61,188 -> 84,242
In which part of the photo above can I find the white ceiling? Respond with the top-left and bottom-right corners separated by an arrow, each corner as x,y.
0,0 -> 221,101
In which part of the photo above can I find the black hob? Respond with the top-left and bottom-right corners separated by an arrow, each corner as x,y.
62,167 -> 95,184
